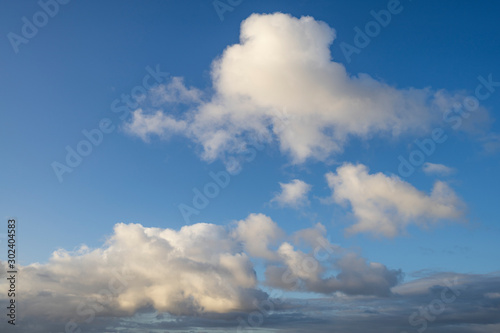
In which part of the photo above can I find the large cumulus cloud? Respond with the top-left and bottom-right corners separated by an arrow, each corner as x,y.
124,13 -> 482,164
0,214 -> 402,324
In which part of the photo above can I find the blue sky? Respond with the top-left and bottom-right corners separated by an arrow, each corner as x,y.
1,1 -> 500,332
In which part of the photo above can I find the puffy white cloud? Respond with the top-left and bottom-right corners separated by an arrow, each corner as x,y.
271,179 -> 312,207
234,213 -> 284,260
326,163 -> 465,237
233,215 -> 400,296
422,162 -> 456,175
292,222 -> 337,251
265,224 -> 401,296
0,222 -> 263,321
124,13 -> 473,164
0,215 -> 403,322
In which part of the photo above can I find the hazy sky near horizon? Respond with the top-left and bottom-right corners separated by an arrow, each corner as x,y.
1,1 -> 499,332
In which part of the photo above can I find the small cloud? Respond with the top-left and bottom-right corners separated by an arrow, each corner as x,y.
124,109 -> 187,142
326,163 -> 465,237
150,77 -> 203,106
485,292 -> 500,299
271,179 -> 312,207
422,162 -> 456,176
480,133 -> 500,154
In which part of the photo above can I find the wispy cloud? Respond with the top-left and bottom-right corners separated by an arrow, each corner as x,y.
124,109 -> 187,141
422,162 -> 456,176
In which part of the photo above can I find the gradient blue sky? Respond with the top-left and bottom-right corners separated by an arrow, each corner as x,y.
1,1 -> 499,332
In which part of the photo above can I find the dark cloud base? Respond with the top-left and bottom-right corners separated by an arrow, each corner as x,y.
3,272 -> 499,333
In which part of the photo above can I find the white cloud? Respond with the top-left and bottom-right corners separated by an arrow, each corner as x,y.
422,162 -> 455,175
265,224 -> 401,296
0,222 -> 262,320
124,13 -> 475,164
0,215 -> 403,321
124,109 -> 187,141
326,163 -> 465,237
149,76 -> 203,105
271,179 -> 312,207
292,222 -> 337,250
234,213 -> 284,260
